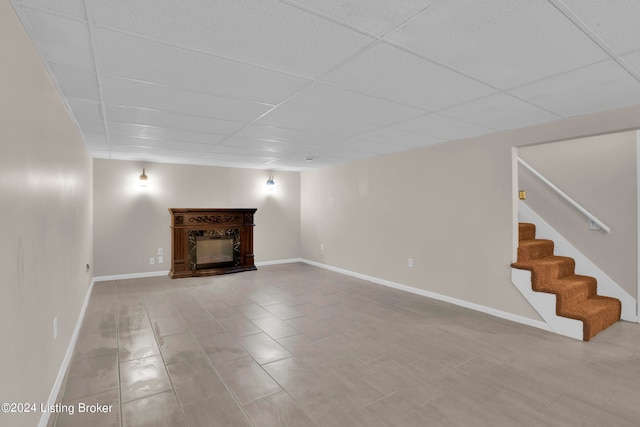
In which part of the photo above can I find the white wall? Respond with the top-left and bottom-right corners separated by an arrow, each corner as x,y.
0,3 -> 93,427
519,131 -> 637,298
301,106 -> 640,321
93,159 -> 300,277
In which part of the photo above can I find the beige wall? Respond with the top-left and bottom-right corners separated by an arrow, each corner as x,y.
93,159 -> 300,277
519,132 -> 637,298
0,3 -> 93,427
301,106 -> 640,321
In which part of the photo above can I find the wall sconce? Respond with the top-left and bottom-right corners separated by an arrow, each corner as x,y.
139,168 -> 149,187
266,175 -> 275,190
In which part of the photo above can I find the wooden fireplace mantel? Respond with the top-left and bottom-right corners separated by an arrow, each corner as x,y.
169,208 -> 257,279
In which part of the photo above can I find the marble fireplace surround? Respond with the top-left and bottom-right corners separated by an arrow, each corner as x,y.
169,208 -> 257,278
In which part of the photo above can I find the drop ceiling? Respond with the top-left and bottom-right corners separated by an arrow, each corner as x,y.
11,0 -> 640,171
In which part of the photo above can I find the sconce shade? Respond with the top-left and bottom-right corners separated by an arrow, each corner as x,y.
266,176 -> 275,189
139,168 -> 148,186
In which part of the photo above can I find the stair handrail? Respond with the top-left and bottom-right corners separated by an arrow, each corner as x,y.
517,157 -> 611,234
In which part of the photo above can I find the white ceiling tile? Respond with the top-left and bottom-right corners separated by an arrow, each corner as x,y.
510,60 -> 640,117
20,8 -> 94,69
621,50 -> 640,75
108,135 -> 212,153
268,156 -> 336,170
95,29 -> 311,105
108,122 -> 225,145
77,117 -> 105,135
236,124 -> 337,145
277,148 -> 370,167
221,136 -> 315,154
109,144 -> 205,158
386,0 -> 607,89
286,0 -> 438,35
106,105 -> 245,135
354,127 -> 444,148
198,151 -> 280,166
50,63 -> 99,100
439,93 -> 561,130
82,132 -> 107,147
559,0 -> 640,55
17,0 -> 86,20
279,83 -> 426,126
107,149 -> 201,164
67,97 -> 101,120
321,43 -> 496,110
204,145 -> 284,159
392,113 -> 496,140
301,145 -> 374,161
101,76 -> 273,122
192,158 -> 268,169
255,107 -> 375,138
91,0 -> 374,78
338,139 -> 405,155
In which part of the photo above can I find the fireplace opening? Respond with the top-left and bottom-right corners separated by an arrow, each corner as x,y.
195,235 -> 234,269
187,228 -> 241,271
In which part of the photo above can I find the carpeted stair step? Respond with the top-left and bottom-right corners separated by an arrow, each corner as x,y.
546,275 -> 597,306
512,256 -> 576,287
561,296 -> 622,341
512,222 -> 621,341
517,239 -> 554,261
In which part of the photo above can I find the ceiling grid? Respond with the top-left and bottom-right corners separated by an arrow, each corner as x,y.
9,0 -> 640,170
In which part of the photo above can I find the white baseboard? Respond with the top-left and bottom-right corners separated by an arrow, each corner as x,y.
93,270 -> 170,282
93,260 -> 308,281
39,277 -> 96,427
300,259 -> 551,333
256,258 -> 303,266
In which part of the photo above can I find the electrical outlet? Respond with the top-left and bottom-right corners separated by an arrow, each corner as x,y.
320,243 -> 324,251
150,257 -> 155,265
158,248 -> 163,256
408,258 -> 413,268
158,256 -> 163,264
53,317 -> 58,340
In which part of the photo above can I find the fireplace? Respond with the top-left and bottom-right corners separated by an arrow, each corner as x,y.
189,229 -> 239,270
169,208 -> 256,278
195,234 -> 234,268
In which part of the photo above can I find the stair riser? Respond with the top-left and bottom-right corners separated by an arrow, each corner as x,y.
531,260 -> 575,288
584,301 -> 622,341
517,240 -> 554,261
518,224 -> 536,241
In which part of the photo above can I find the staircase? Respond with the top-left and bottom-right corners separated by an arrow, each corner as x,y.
512,223 -> 621,341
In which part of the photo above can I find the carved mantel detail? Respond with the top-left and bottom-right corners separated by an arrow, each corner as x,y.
169,208 -> 257,279
188,215 -> 240,225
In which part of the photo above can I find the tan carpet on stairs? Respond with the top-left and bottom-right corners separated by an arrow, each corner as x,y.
511,223 -> 621,341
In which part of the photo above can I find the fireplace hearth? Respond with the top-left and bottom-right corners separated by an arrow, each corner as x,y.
169,208 -> 257,278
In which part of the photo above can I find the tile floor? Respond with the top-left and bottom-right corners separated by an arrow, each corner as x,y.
51,263 -> 640,426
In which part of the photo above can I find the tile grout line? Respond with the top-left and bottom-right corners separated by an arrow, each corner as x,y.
115,282 -> 124,427
146,304 -> 188,426
176,294 -> 257,427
